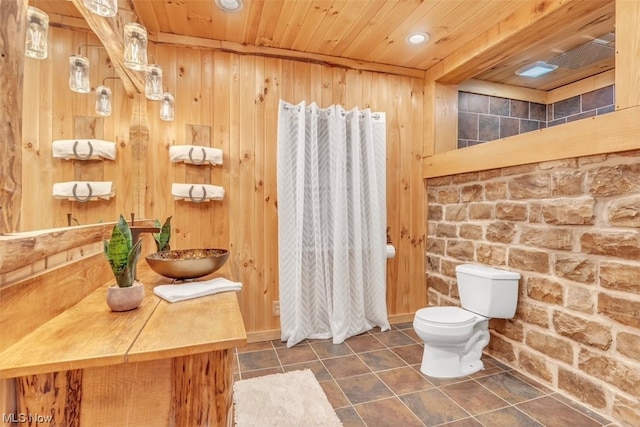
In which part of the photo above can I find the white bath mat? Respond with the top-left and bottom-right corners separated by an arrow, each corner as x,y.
233,369 -> 343,426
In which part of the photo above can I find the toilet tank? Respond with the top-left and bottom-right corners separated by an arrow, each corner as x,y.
455,264 -> 521,318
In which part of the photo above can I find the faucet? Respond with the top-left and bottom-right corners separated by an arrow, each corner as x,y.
128,213 -> 161,280
128,212 -> 161,244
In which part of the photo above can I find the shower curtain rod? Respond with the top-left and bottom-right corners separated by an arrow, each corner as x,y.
282,104 -> 382,120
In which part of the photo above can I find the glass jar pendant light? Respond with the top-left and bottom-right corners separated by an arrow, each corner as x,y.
95,86 -> 112,116
145,64 -> 163,100
25,6 -> 49,60
124,23 -> 148,71
69,54 -> 91,93
83,0 -> 117,17
160,93 -> 175,121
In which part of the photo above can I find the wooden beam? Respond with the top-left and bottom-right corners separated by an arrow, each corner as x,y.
459,71 -> 615,106
0,0 -> 26,234
459,79 -> 547,105
0,223 -> 114,275
422,106 -> 640,179
154,32 -> 427,79
69,0 -> 144,96
130,94 -> 148,219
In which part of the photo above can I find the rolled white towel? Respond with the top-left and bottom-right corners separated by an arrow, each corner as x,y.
172,183 -> 224,202
169,145 -> 223,166
154,277 -> 242,303
52,181 -> 115,201
52,139 -> 116,161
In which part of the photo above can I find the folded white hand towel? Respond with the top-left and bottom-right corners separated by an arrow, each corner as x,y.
154,277 -> 242,303
52,181 -> 115,201
52,139 -> 116,161
169,145 -> 223,166
172,183 -> 225,202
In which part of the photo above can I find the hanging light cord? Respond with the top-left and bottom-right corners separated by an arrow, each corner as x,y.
102,76 -> 121,85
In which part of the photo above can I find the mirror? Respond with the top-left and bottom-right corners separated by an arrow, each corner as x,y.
18,0 -> 146,232
20,25 -> 128,231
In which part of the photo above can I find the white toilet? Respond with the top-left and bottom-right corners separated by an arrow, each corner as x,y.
413,264 -> 521,378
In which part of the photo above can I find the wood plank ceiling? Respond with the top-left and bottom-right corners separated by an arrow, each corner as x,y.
33,0 -> 615,90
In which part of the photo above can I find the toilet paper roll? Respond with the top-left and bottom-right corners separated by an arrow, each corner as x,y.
386,244 -> 396,259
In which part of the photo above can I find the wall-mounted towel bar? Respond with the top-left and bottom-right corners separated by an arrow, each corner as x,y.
73,140 -> 93,160
52,139 -> 116,161
169,145 -> 223,166
189,185 -> 207,203
72,182 -> 93,202
188,147 -> 208,166
52,181 -> 115,201
171,183 -> 225,203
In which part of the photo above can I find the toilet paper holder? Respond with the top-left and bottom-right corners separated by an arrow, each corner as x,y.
386,227 -> 395,259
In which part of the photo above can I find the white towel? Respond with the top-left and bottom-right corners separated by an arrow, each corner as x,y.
172,183 -> 224,202
52,139 -> 116,161
52,181 -> 115,201
154,277 -> 242,303
169,145 -> 223,166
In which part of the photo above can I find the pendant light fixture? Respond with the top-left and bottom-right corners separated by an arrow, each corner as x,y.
83,0 -> 117,17
160,92 -> 175,121
124,23 -> 148,71
69,54 -> 91,93
145,64 -> 163,100
95,85 -> 112,116
25,6 -> 49,60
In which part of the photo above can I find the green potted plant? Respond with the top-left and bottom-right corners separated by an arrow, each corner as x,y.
153,216 -> 172,252
103,214 -> 144,311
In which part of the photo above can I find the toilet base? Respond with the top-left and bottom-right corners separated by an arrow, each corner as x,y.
419,346 -> 485,378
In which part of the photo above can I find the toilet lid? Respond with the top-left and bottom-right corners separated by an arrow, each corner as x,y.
416,306 -> 477,326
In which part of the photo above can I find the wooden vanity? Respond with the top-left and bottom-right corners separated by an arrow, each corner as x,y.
0,265 -> 246,427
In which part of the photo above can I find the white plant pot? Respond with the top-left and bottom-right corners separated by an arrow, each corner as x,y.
106,281 -> 144,312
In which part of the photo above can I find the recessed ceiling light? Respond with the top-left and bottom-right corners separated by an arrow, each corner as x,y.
406,32 -> 430,46
216,0 -> 243,11
515,61 -> 558,78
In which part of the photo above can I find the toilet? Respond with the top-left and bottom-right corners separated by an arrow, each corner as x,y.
413,264 -> 521,378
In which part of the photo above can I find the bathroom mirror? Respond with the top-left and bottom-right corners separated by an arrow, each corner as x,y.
15,1 -> 144,232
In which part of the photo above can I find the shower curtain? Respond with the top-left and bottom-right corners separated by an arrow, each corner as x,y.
277,100 -> 390,348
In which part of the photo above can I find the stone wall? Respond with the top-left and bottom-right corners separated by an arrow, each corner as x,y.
426,150 -> 640,426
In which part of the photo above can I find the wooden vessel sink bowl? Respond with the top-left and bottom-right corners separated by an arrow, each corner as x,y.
146,248 -> 229,280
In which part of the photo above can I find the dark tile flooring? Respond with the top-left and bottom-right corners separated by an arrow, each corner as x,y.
234,322 -> 616,427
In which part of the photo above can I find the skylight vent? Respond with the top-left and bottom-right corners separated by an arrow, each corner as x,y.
547,32 -> 615,70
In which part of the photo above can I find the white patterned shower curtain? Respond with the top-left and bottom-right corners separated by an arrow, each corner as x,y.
277,100 -> 390,348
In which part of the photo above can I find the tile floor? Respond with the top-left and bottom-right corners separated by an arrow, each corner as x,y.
234,322 -> 616,427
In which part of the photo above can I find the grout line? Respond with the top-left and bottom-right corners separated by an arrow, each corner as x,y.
359,330 -> 431,426
236,331 -> 614,427
306,339 -> 366,424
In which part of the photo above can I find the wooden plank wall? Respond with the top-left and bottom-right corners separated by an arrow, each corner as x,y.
145,45 -> 427,332
20,29 -> 427,333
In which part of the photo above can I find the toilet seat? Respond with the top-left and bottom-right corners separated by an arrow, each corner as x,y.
416,306 -> 478,327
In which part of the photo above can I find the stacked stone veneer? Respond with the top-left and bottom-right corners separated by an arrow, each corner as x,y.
426,150 -> 640,426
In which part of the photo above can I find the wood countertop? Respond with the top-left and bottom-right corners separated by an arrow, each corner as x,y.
0,263 -> 246,379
